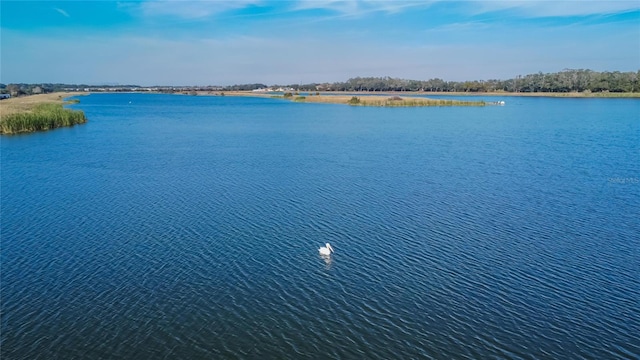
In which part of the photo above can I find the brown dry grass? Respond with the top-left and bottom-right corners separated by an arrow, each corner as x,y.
287,94 -> 485,106
299,95 -> 361,104
216,92 -> 487,106
1,92 -> 87,117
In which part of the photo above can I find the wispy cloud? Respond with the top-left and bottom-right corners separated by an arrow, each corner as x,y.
291,0 -> 432,17
135,0 -> 263,19
131,0 -> 433,20
126,1 -> 639,22
54,7 -> 70,18
469,0 -> 640,17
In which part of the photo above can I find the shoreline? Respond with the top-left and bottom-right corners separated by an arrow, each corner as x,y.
314,90 -> 640,98
398,91 -> 640,98
74,89 -> 637,106
192,90 -> 639,106
1,92 -> 88,116
210,90 -> 640,99
217,91 -> 486,106
0,92 -> 88,135
56,89 -> 639,99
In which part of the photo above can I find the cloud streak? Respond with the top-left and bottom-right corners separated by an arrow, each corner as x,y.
469,0 -> 640,17
135,0 -> 262,19
292,0 -> 430,15
123,1 -> 640,23
54,7 -> 70,18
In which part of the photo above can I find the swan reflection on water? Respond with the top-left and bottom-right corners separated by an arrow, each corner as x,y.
321,254 -> 333,268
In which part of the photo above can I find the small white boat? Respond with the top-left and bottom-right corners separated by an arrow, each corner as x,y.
319,243 -> 334,256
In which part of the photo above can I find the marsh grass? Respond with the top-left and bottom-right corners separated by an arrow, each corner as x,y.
295,95 -> 485,107
355,98 -> 485,107
223,91 -> 487,106
1,103 -> 87,134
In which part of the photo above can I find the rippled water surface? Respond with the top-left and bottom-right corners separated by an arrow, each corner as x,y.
2,94 -> 639,359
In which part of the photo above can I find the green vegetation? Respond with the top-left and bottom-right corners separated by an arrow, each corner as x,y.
3,69 -> 638,98
287,94 -> 485,106
350,97 -> 485,107
328,70 -> 640,93
221,69 -> 639,95
1,103 -> 87,134
223,83 -> 268,91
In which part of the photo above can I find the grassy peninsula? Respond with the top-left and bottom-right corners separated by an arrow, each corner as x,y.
224,91 -> 487,107
302,94 -> 486,107
1,93 -> 87,134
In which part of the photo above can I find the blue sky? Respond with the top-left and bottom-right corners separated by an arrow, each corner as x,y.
1,0 -> 639,85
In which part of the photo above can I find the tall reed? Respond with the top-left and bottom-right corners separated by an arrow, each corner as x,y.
1,103 -> 87,134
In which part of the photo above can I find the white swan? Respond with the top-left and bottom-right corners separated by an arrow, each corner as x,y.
319,243 -> 334,256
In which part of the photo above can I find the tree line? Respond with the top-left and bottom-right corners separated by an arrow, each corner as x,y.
3,69 -> 638,96
271,69 -> 640,93
0,83 -> 141,96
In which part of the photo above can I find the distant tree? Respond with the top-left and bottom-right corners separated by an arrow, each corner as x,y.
223,83 -> 267,91
6,84 -> 21,96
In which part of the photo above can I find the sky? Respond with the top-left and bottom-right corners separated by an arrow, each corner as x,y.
1,0 -> 639,86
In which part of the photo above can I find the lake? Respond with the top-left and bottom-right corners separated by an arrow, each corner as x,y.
1,93 -> 639,359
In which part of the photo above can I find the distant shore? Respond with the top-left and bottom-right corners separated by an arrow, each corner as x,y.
213,90 -> 640,100
316,90 -> 640,98
409,91 -> 640,98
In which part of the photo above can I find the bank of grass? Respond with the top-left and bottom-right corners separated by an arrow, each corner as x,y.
266,93 -> 485,106
1,93 -> 87,134
1,103 -> 87,134
295,94 -> 485,107
351,96 -> 484,107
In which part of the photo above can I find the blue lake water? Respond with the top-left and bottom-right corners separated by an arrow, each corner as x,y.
1,93 -> 639,359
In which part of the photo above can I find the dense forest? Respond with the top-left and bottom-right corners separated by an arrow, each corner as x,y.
281,69 -> 640,93
2,69 -> 638,95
